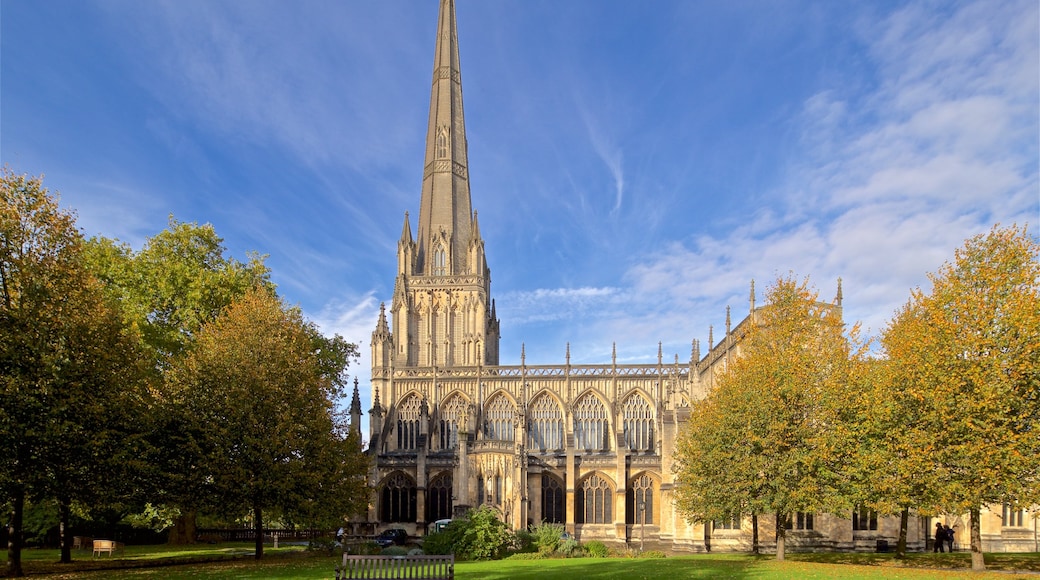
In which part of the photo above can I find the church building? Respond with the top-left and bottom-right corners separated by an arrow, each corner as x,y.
358,0 -> 1035,554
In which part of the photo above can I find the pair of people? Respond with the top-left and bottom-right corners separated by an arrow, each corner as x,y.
933,522 -> 955,552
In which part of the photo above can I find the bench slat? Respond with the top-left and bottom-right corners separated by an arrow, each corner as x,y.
337,554 -> 454,580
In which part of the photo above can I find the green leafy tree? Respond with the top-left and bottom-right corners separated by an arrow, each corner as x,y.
0,169 -> 145,575
674,275 -> 869,560
880,225 -> 1040,571
83,219 -> 272,544
169,289 -> 366,559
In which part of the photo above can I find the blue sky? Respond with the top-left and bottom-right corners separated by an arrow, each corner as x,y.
3,1 -> 1038,414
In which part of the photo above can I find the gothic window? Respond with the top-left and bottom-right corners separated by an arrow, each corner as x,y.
1003,504 -> 1025,527
436,126 -> 449,159
852,505 -> 878,531
622,395 -> 654,452
439,394 -> 467,450
396,395 -> 422,451
573,393 -> 608,451
477,474 -> 485,505
786,512 -> 814,530
576,474 -> 612,524
433,246 -> 447,276
483,393 -> 515,442
494,473 -> 503,505
541,474 -> 564,524
427,473 -> 453,523
527,394 -> 563,452
380,473 -> 417,523
626,474 -> 654,525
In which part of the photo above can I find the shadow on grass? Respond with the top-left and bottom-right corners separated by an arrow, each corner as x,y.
456,555 -> 760,580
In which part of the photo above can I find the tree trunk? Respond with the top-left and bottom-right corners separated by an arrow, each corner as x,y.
970,507 -> 985,571
7,486 -> 24,577
751,513 -> 759,554
59,493 -> 72,564
253,504 -> 264,560
168,510 -> 197,545
703,520 -> 711,552
895,506 -> 909,559
775,512 -> 786,561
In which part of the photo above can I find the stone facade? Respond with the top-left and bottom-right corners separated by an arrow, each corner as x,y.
359,0 -> 1038,553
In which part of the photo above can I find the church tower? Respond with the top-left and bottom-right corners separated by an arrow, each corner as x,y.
371,0 -> 500,408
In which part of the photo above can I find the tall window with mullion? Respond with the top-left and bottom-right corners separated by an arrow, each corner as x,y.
439,394 -> 467,450
396,394 -> 423,451
483,393 -> 515,441
1003,504 -> 1025,527
622,395 -> 654,452
573,393 -> 609,451
785,512 -> 814,530
852,504 -> 878,531
576,473 -> 613,524
527,393 -> 563,452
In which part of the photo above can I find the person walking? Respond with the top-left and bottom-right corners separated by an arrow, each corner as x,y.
934,522 -> 946,553
944,524 -> 955,552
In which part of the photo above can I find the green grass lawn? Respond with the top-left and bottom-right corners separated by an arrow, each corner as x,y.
12,546 -> 1039,579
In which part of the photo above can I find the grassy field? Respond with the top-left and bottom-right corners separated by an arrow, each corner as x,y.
11,545 -> 1040,579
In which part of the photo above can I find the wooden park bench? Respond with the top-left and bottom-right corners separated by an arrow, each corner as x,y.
335,554 -> 454,580
92,539 -> 124,557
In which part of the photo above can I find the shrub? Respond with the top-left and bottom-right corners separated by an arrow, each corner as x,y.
421,528 -> 456,556
407,547 -> 425,556
530,521 -> 565,554
307,537 -> 338,555
381,546 -> 410,556
584,540 -> 609,558
639,550 -> 667,559
455,505 -> 513,560
512,529 -> 536,553
559,538 -> 583,557
505,551 -> 551,560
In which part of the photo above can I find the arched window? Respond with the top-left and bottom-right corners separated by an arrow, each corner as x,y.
527,394 -> 563,452
576,474 -> 612,524
436,126 -> 449,159
432,247 -> 447,276
494,473 -> 503,505
573,393 -> 608,451
541,474 -> 564,524
380,473 -> 417,523
622,395 -> 654,452
439,394 -> 467,450
483,394 -> 515,442
396,395 -> 422,451
626,473 -> 654,525
427,473 -> 453,523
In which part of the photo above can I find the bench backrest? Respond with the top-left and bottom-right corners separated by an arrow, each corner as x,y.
337,554 -> 454,580
93,540 -> 116,550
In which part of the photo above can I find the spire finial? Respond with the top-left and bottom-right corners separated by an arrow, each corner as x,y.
612,342 -> 617,365
708,325 -> 714,351
566,342 -> 571,365
726,305 -> 732,335
658,342 -> 663,365
750,279 -> 756,314
836,277 -> 843,306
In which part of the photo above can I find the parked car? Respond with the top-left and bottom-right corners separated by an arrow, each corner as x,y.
373,528 -> 408,547
431,519 -> 452,533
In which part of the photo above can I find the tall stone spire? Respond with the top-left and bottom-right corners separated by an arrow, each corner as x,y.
417,0 -> 473,275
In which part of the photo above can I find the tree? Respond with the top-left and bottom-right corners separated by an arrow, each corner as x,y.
674,275 -> 869,560
83,219 -> 273,544
168,289 -> 367,559
0,169 -> 145,575
880,225 -> 1040,571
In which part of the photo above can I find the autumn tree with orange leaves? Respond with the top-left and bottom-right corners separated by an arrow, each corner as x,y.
674,275 -> 869,561
880,225 -> 1040,572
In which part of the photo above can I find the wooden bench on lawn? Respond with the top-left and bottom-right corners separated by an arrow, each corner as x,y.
92,539 -> 124,557
335,554 -> 454,580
